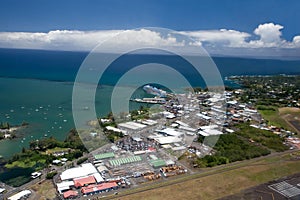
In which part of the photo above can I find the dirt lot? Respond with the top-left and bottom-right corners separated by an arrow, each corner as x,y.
28,180 -> 57,200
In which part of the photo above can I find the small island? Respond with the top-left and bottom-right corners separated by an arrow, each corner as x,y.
0,121 -> 29,140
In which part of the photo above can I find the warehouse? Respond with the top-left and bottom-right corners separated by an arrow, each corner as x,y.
105,126 -> 127,134
94,152 -> 115,160
60,163 -> 98,181
149,134 -> 182,145
74,176 -> 96,188
63,190 -> 78,199
150,159 -> 166,168
109,156 -> 142,167
81,182 -> 118,195
57,181 -> 74,194
156,128 -> 184,137
118,121 -> 147,131
8,190 -> 31,200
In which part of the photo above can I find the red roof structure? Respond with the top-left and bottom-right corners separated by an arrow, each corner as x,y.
81,182 -> 118,194
148,147 -> 156,152
63,190 -> 78,199
74,176 -> 96,188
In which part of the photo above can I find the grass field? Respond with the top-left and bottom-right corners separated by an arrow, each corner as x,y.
258,106 -> 290,129
5,159 -> 46,169
279,107 -> 300,134
110,151 -> 300,200
257,106 -> 300,134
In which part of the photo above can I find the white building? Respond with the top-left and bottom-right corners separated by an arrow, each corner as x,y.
118,121 -> 147,131
8,190 -> 31,200
60,163 -> 98,181
57,181 -> 74,194
156,128 -> 184,137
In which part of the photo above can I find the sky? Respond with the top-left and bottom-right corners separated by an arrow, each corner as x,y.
0,0 -> 300,58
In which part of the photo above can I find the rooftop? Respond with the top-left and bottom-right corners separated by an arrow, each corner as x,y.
81,182 -> 118,194
94,152 -> 115,160
60,163 -> 98,181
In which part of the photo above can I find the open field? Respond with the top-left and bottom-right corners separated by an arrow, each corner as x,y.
258,106 -> 300,134
222,172 -> 300,200
258,106 -> 290,130
279,107 -> 300,134
105,151 -> 300,200
28,180 -> 57,200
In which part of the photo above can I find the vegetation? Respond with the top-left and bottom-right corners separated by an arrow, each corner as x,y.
195,133 -> 270,167
231,75 -> 300,107
235,123 -> 288,152
0,122 -> 10,129
0,129 -> 88,186
99,112 -> 117,128
46,171 -> 57,179
5,149 -> 49,170
130,106 -> 150,120
104,130 -> 124,143
77,157 -> 88,165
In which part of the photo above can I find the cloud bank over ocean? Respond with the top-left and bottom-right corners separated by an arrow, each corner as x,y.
0,22 -> 299,57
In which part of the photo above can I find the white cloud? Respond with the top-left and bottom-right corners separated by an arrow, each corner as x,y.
249,23 -> 285,47
0,22 -> 299,57
0,30 -> 122,51
0,29 -> 185,51
181,29 -> 250,47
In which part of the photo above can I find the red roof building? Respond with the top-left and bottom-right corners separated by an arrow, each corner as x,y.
148,147 -> 156,152
74,176 -> 96,188
63,190 -> 78,199
81,182 -> 118,195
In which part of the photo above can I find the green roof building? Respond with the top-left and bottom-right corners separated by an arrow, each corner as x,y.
94,152 -> 115,160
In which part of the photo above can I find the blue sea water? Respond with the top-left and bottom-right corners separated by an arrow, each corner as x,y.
0,48 -> 300,158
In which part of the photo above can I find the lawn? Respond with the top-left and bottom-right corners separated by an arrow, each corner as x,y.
257,106 -> 290,130
5,159 -> 46,169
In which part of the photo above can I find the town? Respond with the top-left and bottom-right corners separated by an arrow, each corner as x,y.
1,75 -> 300,200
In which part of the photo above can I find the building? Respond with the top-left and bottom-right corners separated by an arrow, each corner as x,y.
63,190 -> 78,199
198,125 -> 223,136
150,159 -> 166,168
94,152 -> 115,160
148,134 -> 182,145
109,156 -> 142,167
57,181 -> 74,194
8,190 -> 31,200
74,176 -> 96,188
60,163 -> 98,181
118,121 -> 147,132
156,128 -> 184,137
81,182 -> 118,195
105,126 -> 127,135
0,188 -> 5,194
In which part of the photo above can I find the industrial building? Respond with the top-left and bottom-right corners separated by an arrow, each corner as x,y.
81,182 -> 118,195
63,190 -> 78,199
60,163 -> 98,181
94,152 -> 115,160
8,190 -> 31,200
118,121 -> 147,131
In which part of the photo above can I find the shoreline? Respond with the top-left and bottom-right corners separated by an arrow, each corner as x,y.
3,73 -> 300,89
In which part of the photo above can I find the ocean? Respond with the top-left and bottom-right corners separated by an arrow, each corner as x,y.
0,48 -> 300,158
